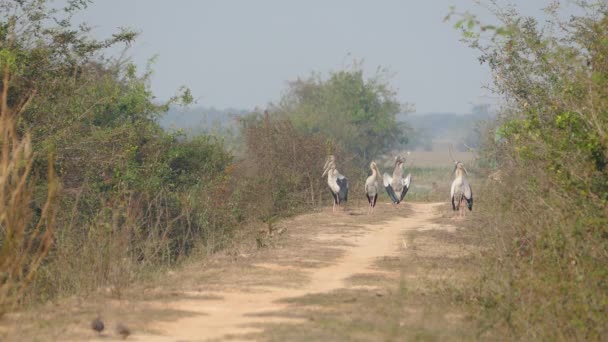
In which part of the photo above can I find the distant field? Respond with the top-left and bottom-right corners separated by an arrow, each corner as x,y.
377,148 -> 476,202
407,150 -> 475,168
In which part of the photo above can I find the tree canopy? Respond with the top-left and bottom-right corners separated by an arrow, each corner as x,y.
276,68 -> 409,161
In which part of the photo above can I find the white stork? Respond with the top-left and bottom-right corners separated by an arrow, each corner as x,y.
322,155 -> 348,212
449,147 -> 473,217
383,155 -> 412,205
364,161 -> 381,214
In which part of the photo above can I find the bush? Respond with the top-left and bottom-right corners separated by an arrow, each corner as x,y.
276,67 -> 409,162
237,111 -> 332,223
450,2 -> 608,339
1,0 -> 240,306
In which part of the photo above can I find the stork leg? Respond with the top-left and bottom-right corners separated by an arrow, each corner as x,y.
459,197 -> 466,218
462,196 -> 467,217
372,194 -> 378,214
453,197 -> 462,220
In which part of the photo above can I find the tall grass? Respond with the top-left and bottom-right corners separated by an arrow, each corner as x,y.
0,65 -> 58,315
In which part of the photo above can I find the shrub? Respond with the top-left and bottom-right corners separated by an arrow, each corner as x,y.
238,111 -> 331,223
450,2 -> 608,339
1,0 -> 239,306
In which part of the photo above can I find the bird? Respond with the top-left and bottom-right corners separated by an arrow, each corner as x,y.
322,155 -> 348,212
449,146 -> 473,217
91,316 -> 104,335
365,161 -> 381,214
116,323 -> 131,339
383,155 -> 412,205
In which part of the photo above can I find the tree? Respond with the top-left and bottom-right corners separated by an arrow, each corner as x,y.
276,68 -> 409,162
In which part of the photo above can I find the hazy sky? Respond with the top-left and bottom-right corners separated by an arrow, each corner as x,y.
79,1 -> 569,114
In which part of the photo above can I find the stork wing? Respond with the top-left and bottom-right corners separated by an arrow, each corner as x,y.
450,179 -> 457,211
380,174 -> 395,203
399,173 -> 412,202
365,176 -> 378,195
463,179 -> 473,210
403,173 -> 411,189
385,184 -> 399,204
337,177 -> 348,202
382,173 -> 392,187
463,179 -> 472,200
383,173 -> 398,203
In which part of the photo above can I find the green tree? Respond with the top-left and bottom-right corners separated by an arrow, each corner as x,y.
277,68 -> 409,161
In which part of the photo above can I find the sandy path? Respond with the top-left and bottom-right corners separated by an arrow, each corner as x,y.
126,202 -> 444,342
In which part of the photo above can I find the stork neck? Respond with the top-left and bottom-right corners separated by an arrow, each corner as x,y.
393,163 -> 403,177
370,166 -> 378,177
326,168 -> 337,179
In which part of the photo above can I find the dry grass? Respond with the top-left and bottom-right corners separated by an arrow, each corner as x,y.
404,150 -> 475,168
0,64 -> 58,316
462,168 -> 608,340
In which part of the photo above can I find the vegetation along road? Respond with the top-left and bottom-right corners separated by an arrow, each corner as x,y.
1,1 -> 606,340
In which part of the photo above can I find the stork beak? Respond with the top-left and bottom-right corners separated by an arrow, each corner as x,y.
322,158 -> 330,177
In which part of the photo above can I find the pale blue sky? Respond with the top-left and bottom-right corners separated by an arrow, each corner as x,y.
78,1 -> 573,114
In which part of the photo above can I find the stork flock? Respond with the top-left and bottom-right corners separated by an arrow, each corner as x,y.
323,154 -> 413,214
323,148 -> 473,217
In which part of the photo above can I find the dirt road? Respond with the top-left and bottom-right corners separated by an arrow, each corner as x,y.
2,201 -> 475,341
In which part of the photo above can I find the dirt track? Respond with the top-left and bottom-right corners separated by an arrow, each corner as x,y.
128,202 -> 461,341
2,201 -> 474,341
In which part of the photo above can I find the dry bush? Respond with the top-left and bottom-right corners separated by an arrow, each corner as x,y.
28,174 -> 240,302
451,3 -> 608,339
0,66 -> 58,315
470,159 -> 607,340
29,191 -> 172,299
238,112 -> 327,222
237,111 -> 366,225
